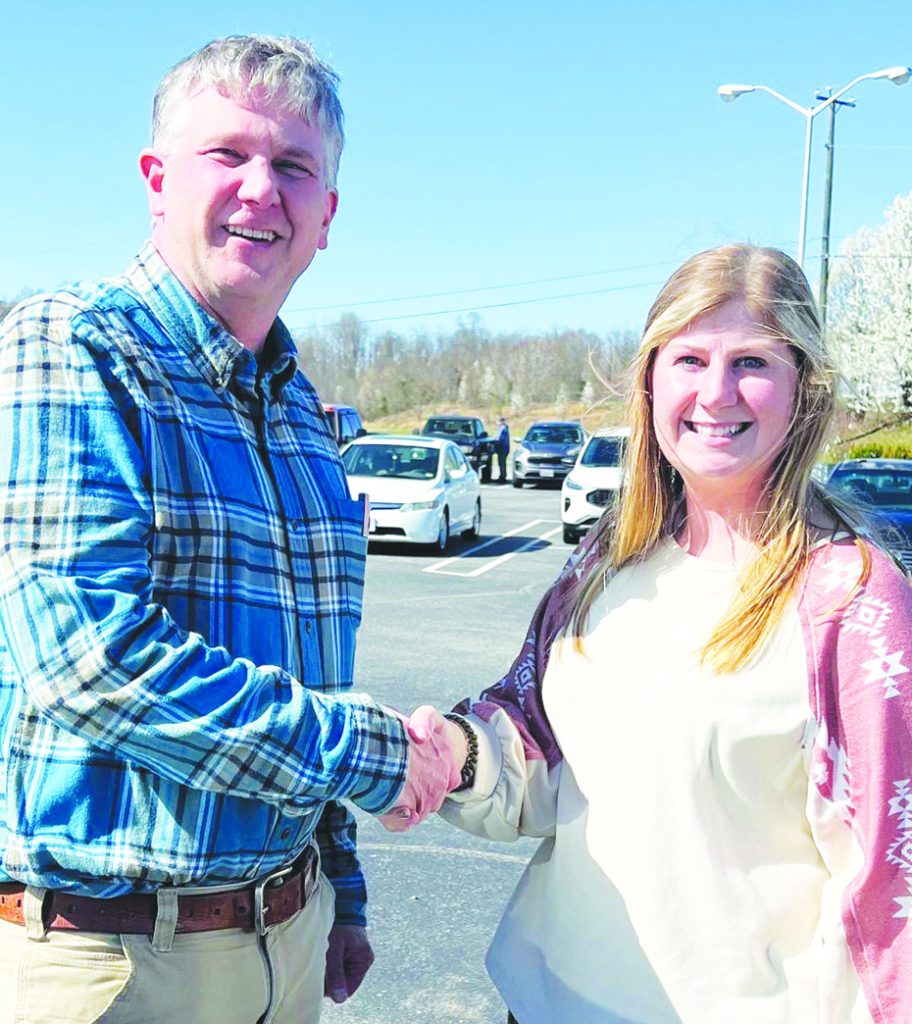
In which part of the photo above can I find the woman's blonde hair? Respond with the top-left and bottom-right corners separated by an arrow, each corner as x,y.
571,243 -> 844,673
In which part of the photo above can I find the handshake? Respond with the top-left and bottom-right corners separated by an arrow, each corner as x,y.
380,706 -> 470,833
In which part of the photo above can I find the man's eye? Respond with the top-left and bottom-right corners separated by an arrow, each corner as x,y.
208,148 -> 244,164
274,160 -> 313,178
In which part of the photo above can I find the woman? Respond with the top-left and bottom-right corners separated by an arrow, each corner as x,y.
430,245 -> 912,1022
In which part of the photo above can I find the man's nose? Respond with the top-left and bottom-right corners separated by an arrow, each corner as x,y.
236,157 -> 280,205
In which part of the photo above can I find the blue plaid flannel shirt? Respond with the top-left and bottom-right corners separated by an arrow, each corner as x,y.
0,244 -> 408,925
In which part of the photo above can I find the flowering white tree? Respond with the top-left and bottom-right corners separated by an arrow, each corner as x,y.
827,192 -> 912,412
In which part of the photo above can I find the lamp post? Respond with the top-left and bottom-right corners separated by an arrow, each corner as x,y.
717,66 -> 910,271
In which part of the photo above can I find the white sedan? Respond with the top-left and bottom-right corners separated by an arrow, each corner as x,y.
342,435 -> 482,552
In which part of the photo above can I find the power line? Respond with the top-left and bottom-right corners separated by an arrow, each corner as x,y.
293,279 -> 664,331
284,260 -> 677,314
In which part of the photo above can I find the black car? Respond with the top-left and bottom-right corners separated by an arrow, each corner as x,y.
512,421 -> 585,488
826,458 -> 912,571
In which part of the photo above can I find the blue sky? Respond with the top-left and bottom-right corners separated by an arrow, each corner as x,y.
2,1 -> 910,339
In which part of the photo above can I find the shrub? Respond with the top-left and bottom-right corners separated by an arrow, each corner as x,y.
846,442 -> 912,460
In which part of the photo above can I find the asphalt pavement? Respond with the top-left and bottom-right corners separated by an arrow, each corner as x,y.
322,481 -> 572,1024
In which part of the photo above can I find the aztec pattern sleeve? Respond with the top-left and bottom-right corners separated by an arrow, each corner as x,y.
800,539 -> 912,1023
440,534 -> 600,841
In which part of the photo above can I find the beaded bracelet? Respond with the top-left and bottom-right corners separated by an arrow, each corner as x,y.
444,713 -> 479,791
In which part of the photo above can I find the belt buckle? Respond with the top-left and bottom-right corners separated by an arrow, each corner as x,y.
253,864 -> 295,937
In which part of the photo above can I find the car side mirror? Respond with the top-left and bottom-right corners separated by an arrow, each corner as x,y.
356,427 -> 367,438
479,431 -> 488,439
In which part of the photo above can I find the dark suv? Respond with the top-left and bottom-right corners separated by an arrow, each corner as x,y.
419,415 -> 494,482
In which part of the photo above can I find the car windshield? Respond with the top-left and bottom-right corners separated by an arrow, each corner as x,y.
581,436 -> 627,467
343,444 -> 440,480
828,466 -> 912,508
424,419 -> 473,436
525,425 -> 583,445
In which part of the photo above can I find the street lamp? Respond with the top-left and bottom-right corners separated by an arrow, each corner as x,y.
717,66 -> 911,270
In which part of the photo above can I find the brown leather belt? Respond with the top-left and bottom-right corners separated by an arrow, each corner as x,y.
0,846 -> 319,937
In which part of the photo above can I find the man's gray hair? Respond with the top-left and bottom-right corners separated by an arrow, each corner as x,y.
152,35 -> 344,187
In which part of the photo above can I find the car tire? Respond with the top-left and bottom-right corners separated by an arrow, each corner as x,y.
512,477 -> 523,488
432,510 -> 450,553
465,500 -> 482,540
563,525 -> 578,545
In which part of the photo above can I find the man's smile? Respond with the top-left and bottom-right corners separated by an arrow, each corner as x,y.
224,224 -> 281,242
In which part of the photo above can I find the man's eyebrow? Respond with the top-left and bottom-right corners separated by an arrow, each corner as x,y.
275,145 -> 321,163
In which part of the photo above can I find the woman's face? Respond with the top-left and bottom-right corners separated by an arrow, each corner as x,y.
650,298 -> 798,510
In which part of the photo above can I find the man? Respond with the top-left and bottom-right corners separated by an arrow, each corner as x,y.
494,415 -> 511,483
0,35 -> 458,1023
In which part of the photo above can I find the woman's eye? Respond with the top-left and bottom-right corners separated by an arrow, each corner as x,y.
738,356 -> 766,370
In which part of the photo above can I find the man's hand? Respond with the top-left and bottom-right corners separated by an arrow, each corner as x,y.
324,924 -> 374,1004
380,705 -> 468,832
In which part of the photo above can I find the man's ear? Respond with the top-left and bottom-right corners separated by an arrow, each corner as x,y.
317,190 -> 339,251
139,149 -> 166,217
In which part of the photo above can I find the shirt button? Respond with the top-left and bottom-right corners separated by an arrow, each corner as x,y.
280,828 -> 291,840
304,621 -> 312,634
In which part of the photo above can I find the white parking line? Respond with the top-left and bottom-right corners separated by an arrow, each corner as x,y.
424,519 -> 563,577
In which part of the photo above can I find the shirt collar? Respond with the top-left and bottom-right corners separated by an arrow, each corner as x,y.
126,242 -> 299,399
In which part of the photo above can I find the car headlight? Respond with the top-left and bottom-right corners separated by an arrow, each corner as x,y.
400,497 -> 443,511
566,446 -> 581,458
459,444 -> 474,454
561,455 -> 577,464
564,477 -> 583,491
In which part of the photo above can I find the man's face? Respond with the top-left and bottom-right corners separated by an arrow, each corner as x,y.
140,87 -> 337,335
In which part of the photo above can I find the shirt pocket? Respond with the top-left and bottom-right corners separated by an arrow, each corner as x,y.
302,494 -> 367,691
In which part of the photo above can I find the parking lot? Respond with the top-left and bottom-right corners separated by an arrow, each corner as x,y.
323,483 -> 573,1024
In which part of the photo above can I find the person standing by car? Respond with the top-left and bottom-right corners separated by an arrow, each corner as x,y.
494,415 -> 511,483
387,244 -> 912,1022
0,34 -> 460,1024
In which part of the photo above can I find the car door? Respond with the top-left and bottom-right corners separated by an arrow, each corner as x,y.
443,444 -> 472,528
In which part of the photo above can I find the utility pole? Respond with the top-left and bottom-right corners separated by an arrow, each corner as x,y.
817,91 -> 855,328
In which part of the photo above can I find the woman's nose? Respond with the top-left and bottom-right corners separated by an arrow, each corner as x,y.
697,361 -> 738,408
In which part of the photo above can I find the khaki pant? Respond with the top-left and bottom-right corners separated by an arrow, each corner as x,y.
0,875 -> 335,1023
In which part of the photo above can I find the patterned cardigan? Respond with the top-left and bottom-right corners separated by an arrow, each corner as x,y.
456,533 -> 912,1023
